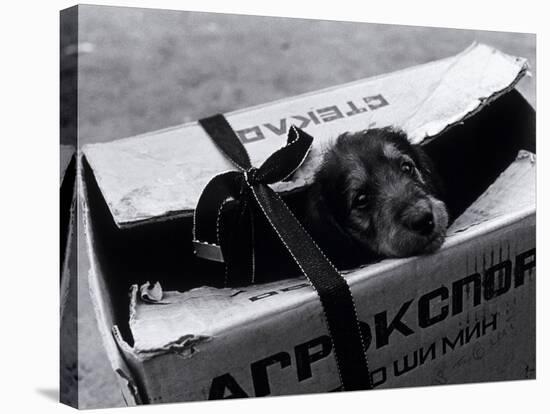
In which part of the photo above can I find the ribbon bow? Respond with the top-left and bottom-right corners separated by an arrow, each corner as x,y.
193,114 -> 372,391
193,115 -> 313,285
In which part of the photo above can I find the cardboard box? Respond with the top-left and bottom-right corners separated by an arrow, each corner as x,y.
60,143 -> 78,407
80,43 -> 535,405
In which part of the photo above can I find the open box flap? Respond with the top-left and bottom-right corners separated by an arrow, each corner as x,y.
127,152 -> 535,356
82,43 -> 528,228
448,150 -> 536,233
80,167 -> 143,405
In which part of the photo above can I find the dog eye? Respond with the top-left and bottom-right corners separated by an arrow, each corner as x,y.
354,193 -> 369,208
401,161 -> 415,175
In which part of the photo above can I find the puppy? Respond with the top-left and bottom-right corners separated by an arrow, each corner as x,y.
303,127 -> 448,268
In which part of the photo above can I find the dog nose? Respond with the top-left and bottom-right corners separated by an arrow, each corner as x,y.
406,210 -> 434,235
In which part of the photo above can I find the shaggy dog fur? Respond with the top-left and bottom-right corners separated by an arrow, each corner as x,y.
303,127 -> 449,269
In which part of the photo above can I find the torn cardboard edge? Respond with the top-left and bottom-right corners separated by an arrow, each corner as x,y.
121,151 -> 535,357
403,45 -> 529,143
82,43 -> 529,228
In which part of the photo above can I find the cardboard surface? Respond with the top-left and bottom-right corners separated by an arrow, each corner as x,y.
123,216 -> 535,402
81,180 -> 143,405
83,43 -> 528,227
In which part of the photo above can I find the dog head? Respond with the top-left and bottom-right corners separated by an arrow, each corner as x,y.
310,127 -> 448,258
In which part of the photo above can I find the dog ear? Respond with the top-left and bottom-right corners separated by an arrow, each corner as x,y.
412,144 -> 446,199
303,180 -> 363,268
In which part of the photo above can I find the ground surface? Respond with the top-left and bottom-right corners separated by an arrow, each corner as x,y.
64,5 -> 536,408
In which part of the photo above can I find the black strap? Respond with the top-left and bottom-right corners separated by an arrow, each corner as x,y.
196,114 -> 372,391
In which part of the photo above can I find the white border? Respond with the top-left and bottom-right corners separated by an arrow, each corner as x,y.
0,1 -> 545,413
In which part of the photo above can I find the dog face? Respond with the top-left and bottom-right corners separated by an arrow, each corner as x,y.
310,127 -> 448,258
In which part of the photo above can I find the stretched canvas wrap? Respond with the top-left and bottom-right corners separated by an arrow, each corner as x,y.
60,4 -> 536,409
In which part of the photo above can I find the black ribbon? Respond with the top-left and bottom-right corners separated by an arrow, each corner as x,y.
194,114 -> 372,391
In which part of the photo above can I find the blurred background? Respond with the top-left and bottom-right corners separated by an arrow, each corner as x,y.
60,5 -> 535,408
